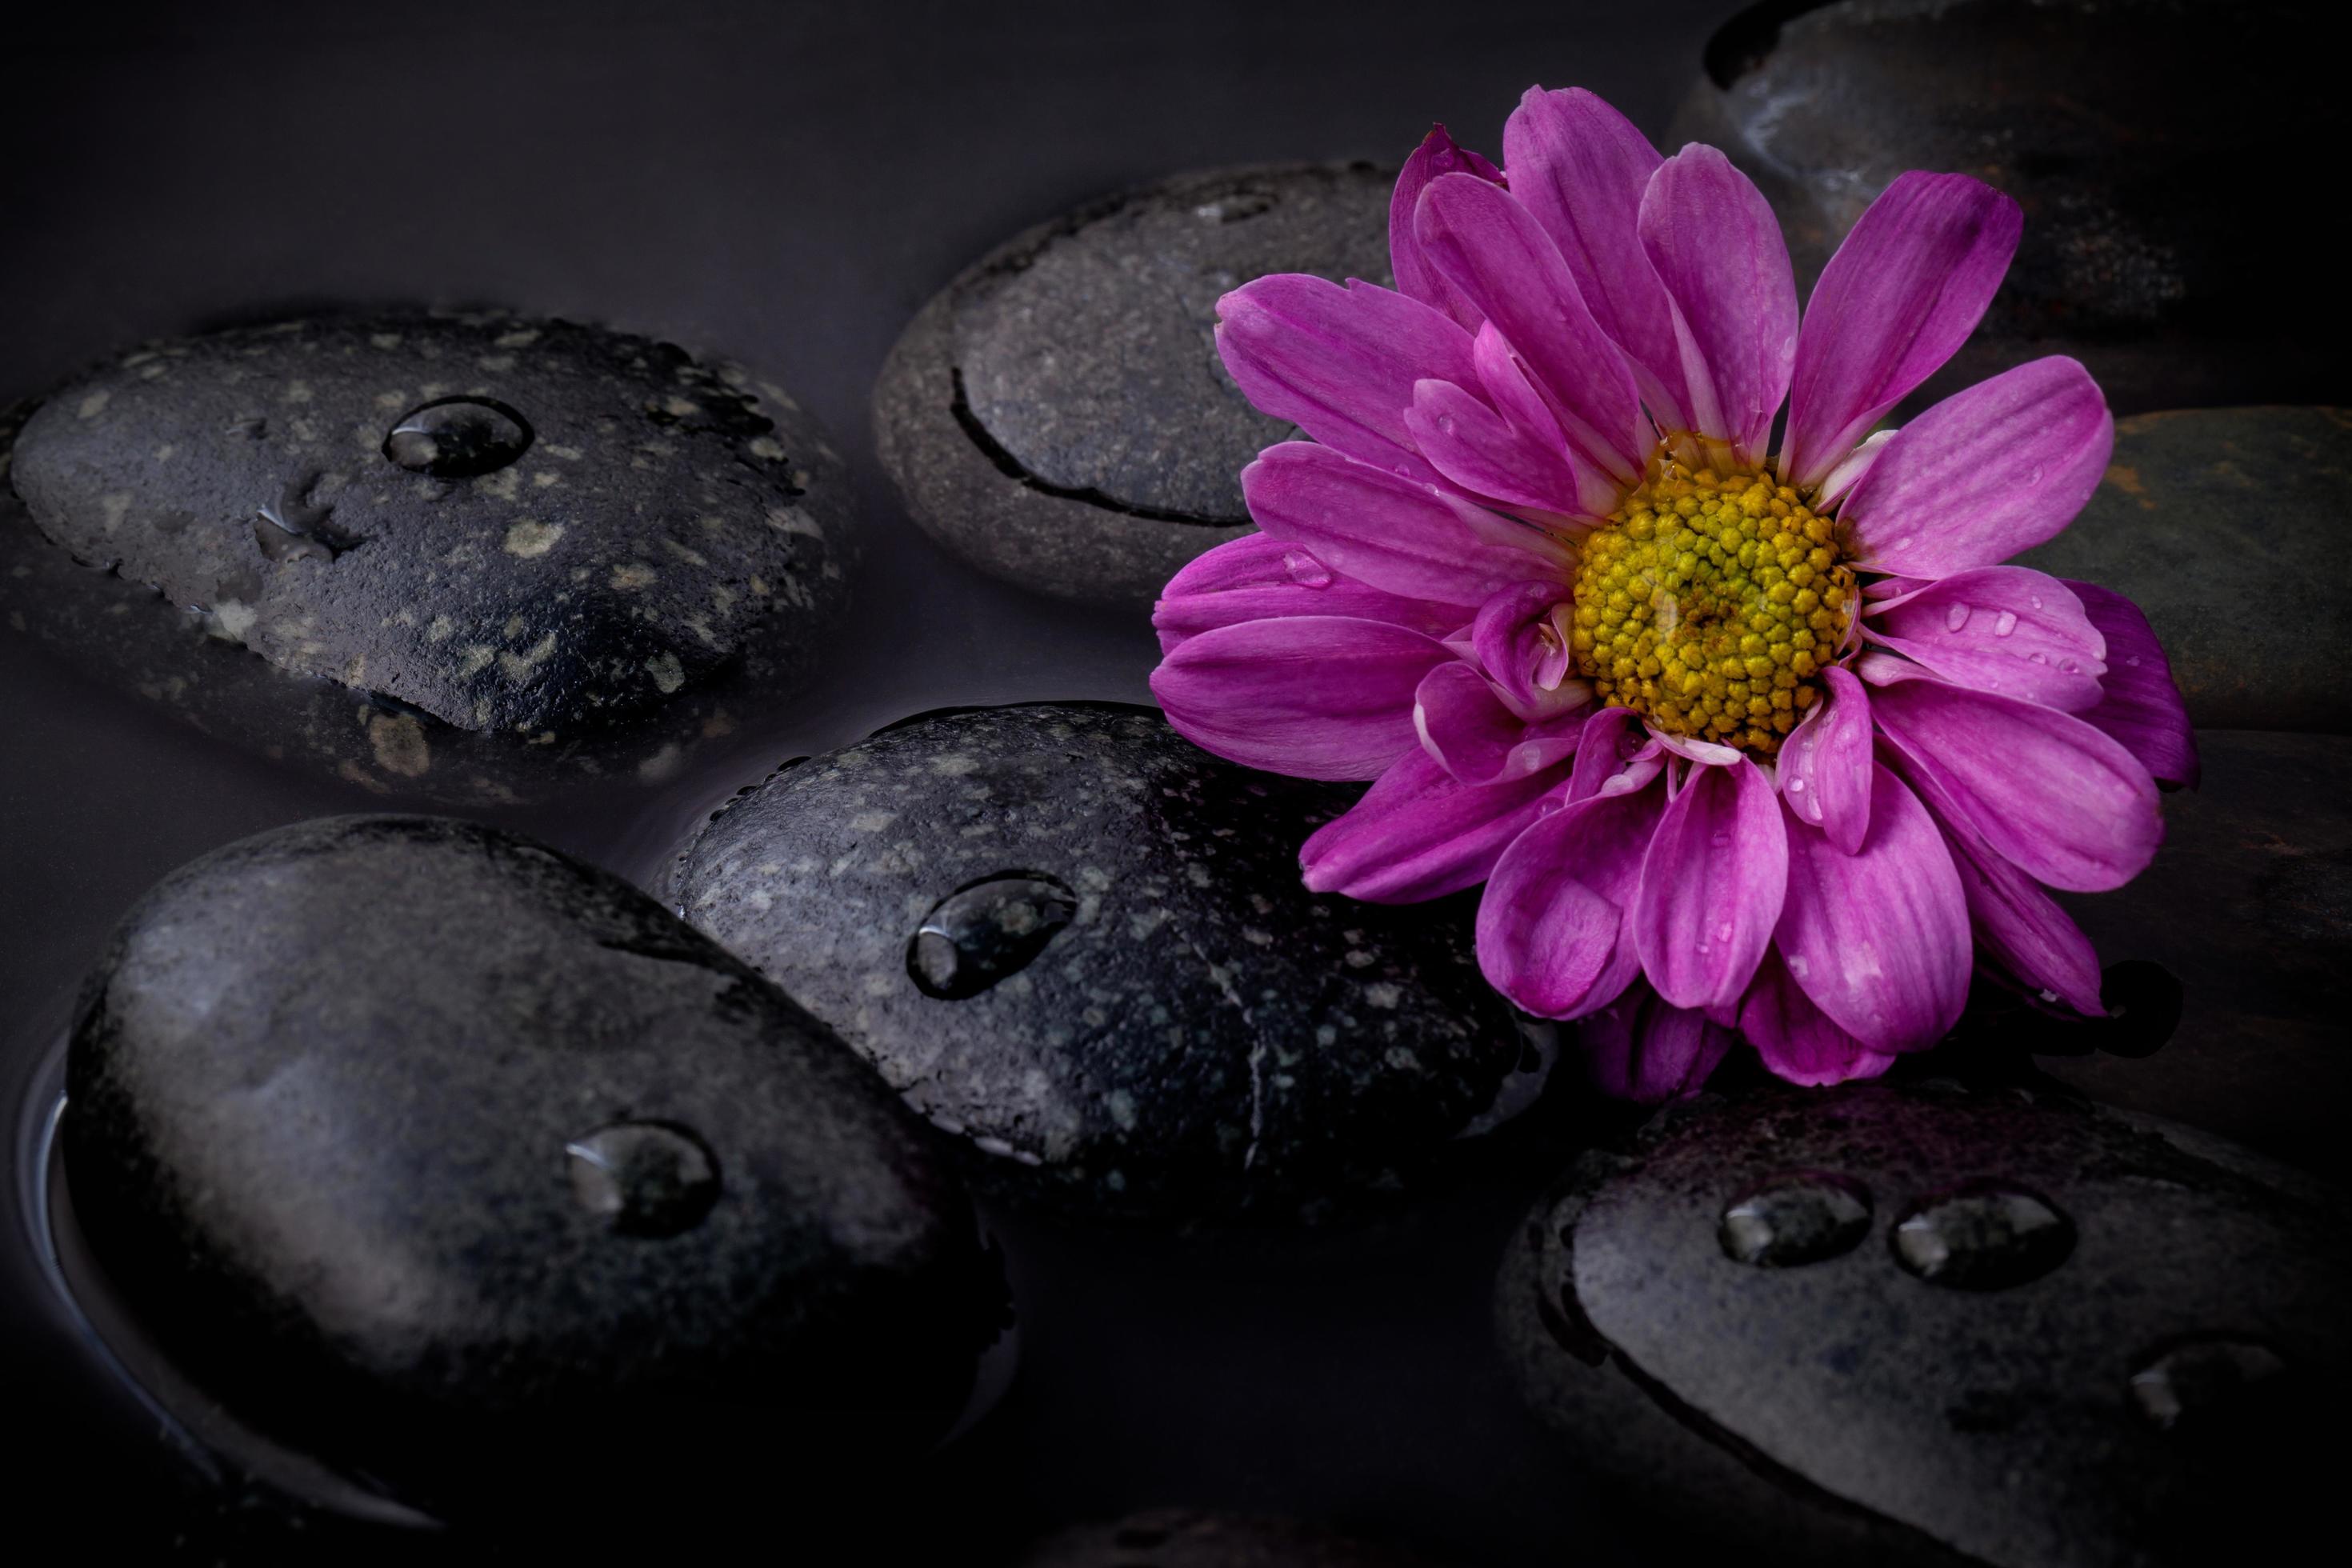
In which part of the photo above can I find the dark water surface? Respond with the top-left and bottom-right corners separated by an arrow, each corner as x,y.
0,2 -> 1730,1559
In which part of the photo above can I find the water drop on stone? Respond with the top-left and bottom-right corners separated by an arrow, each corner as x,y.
2129,1338 -> 2286,1430
383,396 -> 534,478
1719,1172 -> 1872,1266
1992,610 -> 2018,638
566,1121 -> 722,1238
908,873 -> 1078,999
1891,1181 -> 2074,1290
1944,603 -> 1971,632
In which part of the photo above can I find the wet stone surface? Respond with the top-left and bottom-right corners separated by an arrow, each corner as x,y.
1014,1509 -> 1442,1566
63,814 -> 1005,1524
2018,406 -> 2352,734
2032,730 -> 2352,1182
1498,1081 -> 2348,1566
873,163 -> 1392,605
1671,0 -> 2345,414
1,313 -> 853,799
670,703 -> 1534,1220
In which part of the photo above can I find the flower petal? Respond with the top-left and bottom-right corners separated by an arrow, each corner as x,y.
1636,145 -> 1798,467
1242,442 -> 1569,607
1500,86 -> 1691,432
1301,746 -> 1570,904
1815,428 -> 1896,514
1581,983 -> 1734,1103
1470,579 -> 1586,718
1404,378 -> 1598,521
1865,566 -> 2107,712
1152,534 -> 1466,655
1414,173 -> 1646,482
1738,950 -> 1898,1087
1938,812 -> 2106,1017
1566,705 -> 1664,805
2063,579 -> 2200,789
1475,779 -> 1662,1018
1389,124 -> 1505,333
1215,274 -> 1478,486
1150,614 -> 1450,780
1778,664 -> 1874,854
1843,357 -> 2114,578
1416,660 -> 1580,783
1780,172 -> 2023,490
1775,763 -> 1971,1052
1870,676 -> 2162,892
1631,757 -> 1788,1011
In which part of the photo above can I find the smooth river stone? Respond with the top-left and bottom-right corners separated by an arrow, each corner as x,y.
873,163 -> 1391,605
670,704 -> 1537,1220
2018,406 -> 2352,734
1498,1081 -> 2346,1566
1670,0 -> 2342,414
1015,1509 -> 1440,1567
2,312 -> 852,799
64,815 -> 1005,1524
2035,730 -> 2352,1182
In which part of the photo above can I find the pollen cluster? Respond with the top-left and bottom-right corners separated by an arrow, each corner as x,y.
1568,455 -> 1854,755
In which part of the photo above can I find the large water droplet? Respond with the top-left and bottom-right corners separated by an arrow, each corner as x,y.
1944,602 -> 1971,633
1283,550 -> 1332,588
1719,1172 -> 1872,1266
384,396 -> 534,478
1786,776 -> 1807,794
908,873 -> 1078,999
566,1121 -> 721,1238
1992,610 -> 2018,638
2130,1338 -> 2286,1430
1892,1182 -> 2074,1289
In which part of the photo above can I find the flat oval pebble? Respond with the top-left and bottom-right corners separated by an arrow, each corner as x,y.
1498,1081 -> 2348,1566
63,814 -> 1005,1522
670,704 -> 1534,1220
2018,406 -> 2351,733
873,164 -> 1391,604
2,313 -> 851,798
1671,0 -> 2342,414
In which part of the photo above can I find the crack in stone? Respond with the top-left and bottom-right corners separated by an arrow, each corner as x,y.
947,366 -> 1250,528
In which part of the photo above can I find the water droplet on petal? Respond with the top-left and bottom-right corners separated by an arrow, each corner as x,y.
2027,466 -> 2046,486
908,874 -> 1078,999
1787,776 -> 1807,794
1944,603 -> 1971,633
1992,610 -> 2018,637
2130,1338 -> 2287,1430
2028,651 -> 2049,665
566,1122 -> 721,1238
1786,954 -> 1810,979
2126,654 -> 2143,667
384,396 -> 534,478
1282,550 -> 1332,589
1435,413 -> 1458,435
1719,1173 -> 1872,1266
1892,1182 -> 2074,1290
1714,920 -> 1734,942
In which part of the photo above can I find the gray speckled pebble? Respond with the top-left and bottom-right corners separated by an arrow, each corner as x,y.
1498,1082 -> 2348,1566
873,164 -> 1392,605
2,313 -> 852,798
670,704 -> 1537,1220
65,815 -> 1003,1522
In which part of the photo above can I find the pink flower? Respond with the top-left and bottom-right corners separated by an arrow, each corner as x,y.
1150,89 -> 2197,1098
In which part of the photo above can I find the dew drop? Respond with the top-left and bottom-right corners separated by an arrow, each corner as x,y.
2027,465 -> 2046,486
1282,550 -> 1332,589
1891,1182 -> 2074,1290
384,396 -> 534,478
908,873 -> 1078,999
1786,954 -> 1810,979
1435,413 -> 1458,435
2029,594 -> 2043,610
1787,776 -> 1807,794
1944,602 -> 1971,633
2028,651 -> 2049,665
1992,610 -> 2018,637
2130,1338 -> 2287,1430
2126,654 -> 2143,667
1719,1172 -> 1872,1266
566,1121 -> 721,1238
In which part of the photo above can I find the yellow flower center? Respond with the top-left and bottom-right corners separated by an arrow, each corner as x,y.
1568,451 -> 1854,757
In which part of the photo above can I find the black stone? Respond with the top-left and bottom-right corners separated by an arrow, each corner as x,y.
2018,406 -> 2352,734
2036,730 -> 2352,1181
1498,1081 -> 2349,1566
1671,1 -> 2346,415
1015,1509 -> 1440,1567
2,312 -> 854,799
670,703 -> 1536,1220
873,164 -> 1391,605
62,814 -> 1005,1525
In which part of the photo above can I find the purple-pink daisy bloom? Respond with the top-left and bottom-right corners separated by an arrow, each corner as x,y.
1149,87 -> 2198,1098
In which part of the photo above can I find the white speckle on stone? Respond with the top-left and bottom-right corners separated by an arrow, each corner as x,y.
502,518 -> 562,558
370,332 -> 403,350
766,506 -> 824,539
493,328 -> 540,349
1384,1046 -> 1424,1072
531,470 -> 561,489
282,380 -> 313,404
748,435 -> 786,460
99,493 -> 132,534
367,713 -> 431,777
646,653 -> 685,694
1106,1090 -> 1138,1130
638,743 -> 683,783
213,601 -> 258,642
610,562 -> 657,590
1184,862 -> 1213,888
458,643 -> 497,676
425,614 -> 454,642
498,632 -> 558,682
1242,927 -> 1274,947
153,443 -> 176,462
1365,982 -> 1402,1010
930,754 -> 978,777
850,810 -> 896,832
76,390 -> 110,420
477,354 -> 516,373
1344,950 -> 1375,969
